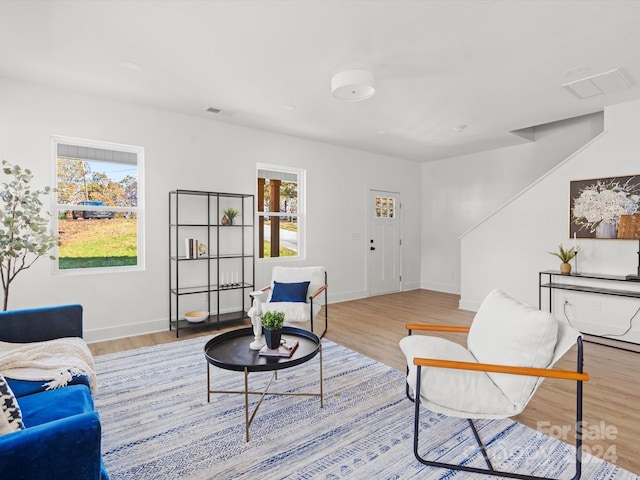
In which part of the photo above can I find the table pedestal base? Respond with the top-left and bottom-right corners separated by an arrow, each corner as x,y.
207,344 -> 323,441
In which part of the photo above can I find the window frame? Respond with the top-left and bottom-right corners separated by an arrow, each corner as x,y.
256,163 -> 305,261
51,135 -> 145,275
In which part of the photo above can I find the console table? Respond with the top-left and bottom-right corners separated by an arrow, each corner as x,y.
539,270 -> 640,350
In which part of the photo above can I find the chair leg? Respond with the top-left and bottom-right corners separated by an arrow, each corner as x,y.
468,418 -> 494,470
309,272 -> 328,339
309,297 -> 327,339
411,364 -> 583,480
322,285 -> 328,338
319,271 -> 328,338
406,371 -> 414,402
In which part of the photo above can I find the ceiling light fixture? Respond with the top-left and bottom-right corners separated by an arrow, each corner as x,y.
565,66 -> 589,77
331,69 -> 375,101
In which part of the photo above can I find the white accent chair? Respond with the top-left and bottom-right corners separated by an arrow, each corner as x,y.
400,288 -> 589,480
249,266 -> 328,337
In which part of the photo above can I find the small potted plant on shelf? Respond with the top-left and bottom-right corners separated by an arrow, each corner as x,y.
261,311 -> 285,349
548,243 -> 580,275
222,207 -> 239,226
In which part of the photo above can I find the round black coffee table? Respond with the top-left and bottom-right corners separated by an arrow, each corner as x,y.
204,326 -> 323,441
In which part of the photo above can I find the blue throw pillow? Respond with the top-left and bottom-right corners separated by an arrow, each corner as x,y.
270,281 -> 310,303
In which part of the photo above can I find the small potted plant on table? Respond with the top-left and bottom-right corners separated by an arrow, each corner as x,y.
261,311 -> 285,349
548,243 -> 580,275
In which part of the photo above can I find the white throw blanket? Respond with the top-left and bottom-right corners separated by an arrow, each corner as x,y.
0,337 -> 97,393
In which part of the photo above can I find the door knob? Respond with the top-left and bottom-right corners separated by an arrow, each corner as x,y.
370,246 -> 375,251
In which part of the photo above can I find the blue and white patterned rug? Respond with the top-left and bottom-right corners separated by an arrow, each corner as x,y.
94,337 -> 637,479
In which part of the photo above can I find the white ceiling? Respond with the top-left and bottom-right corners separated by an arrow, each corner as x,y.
2,0 -> 640,162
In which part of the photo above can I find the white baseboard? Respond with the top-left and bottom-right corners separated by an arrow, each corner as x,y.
420,281 -> 460,295
401,281 -> 421,292
458,298 -> 482,312
86,286 -> 459,343
328,289 -> 368,304
85,318 -> 166,343
86,293 -> 365,343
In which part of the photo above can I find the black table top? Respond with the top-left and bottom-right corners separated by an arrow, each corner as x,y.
204,326 -> 321,372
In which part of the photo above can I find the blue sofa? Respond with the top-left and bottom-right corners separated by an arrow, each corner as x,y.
0,305 -> 109,480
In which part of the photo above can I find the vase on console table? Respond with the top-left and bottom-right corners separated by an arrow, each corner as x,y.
596,220 -> 617,239
249,290 -> 266,350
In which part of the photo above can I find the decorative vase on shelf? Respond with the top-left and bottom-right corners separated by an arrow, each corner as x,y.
560,262 -> 572,275
222,208 -> 238,226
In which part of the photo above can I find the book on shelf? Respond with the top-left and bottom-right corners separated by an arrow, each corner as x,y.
258,338 -> 299,357
184,238 -> 199,259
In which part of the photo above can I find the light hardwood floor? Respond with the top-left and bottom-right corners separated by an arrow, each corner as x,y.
89,289 -> 640,474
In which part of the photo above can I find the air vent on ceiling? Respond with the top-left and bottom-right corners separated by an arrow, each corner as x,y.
206,107 -> 221,114
563,69 -> 632,99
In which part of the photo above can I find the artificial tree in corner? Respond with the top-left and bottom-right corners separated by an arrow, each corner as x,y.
0,160 -> 57,311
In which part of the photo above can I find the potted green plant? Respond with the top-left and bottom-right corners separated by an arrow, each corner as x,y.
222,207 -> 239,225
0,160 -> 57,310
261,310 -> 285,349
548,243 -> 580,275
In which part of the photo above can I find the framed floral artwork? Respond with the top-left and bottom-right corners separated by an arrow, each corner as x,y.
570,175 -> 640,238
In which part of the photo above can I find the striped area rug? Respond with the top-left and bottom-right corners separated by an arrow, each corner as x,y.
94,337 -> 637,479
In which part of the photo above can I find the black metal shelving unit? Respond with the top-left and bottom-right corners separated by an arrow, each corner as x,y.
169,189 -> 254,337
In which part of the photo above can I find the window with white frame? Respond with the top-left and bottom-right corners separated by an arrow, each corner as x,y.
53,136 -> 144,272
257,164 -> 304,259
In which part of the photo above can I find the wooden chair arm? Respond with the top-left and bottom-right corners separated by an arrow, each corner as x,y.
309,284 -> 327,299
249,286 -> 271,299
413,358 -> 589,382
406,324 -> 470,334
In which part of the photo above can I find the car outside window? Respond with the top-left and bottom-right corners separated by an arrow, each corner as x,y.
72,201 -> 115,220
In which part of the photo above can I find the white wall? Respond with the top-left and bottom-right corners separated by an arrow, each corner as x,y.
459,99 -> 640,344
421,113 -> 604,294
0,78 -> 422,342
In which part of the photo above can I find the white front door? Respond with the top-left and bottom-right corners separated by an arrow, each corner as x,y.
367,189 -> 401,296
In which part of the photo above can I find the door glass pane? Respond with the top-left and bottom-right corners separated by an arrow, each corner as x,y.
375,195 -> 396,218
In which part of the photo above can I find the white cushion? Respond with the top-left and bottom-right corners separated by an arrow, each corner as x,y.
260,301 -> 313,323
467,289 -> 558,410
400,335 -> 517,418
